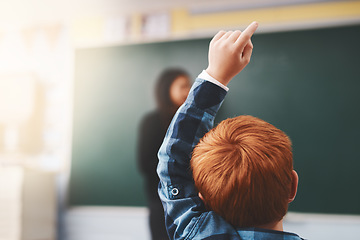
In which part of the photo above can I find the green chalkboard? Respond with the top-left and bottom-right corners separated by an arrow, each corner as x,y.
69,24 -> 360,215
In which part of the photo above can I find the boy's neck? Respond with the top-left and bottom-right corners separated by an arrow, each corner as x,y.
256,220 -> 283,232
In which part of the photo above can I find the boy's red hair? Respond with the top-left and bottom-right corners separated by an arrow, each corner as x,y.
191,115 -> 293,227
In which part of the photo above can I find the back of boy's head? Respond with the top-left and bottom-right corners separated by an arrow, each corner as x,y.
191,115 -> 293,227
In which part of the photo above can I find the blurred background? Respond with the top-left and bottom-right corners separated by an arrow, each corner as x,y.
0,0 -> 360,240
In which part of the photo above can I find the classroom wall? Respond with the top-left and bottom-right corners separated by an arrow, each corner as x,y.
69,24 -> 360,215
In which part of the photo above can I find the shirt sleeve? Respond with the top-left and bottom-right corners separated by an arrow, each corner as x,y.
198,70 -> 229,92
157,77 -> 227,239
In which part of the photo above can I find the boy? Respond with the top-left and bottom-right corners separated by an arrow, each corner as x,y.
157,22 -> 302,240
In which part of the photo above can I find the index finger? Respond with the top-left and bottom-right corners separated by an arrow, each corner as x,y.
235,21 -> 258,50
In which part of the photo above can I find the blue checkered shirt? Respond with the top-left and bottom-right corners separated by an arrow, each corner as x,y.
157,78 -> 304,240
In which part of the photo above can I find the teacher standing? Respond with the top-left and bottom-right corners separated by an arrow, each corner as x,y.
137,68 -> 191,240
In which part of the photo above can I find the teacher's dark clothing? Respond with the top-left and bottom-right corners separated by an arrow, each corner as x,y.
138,110 -> 171,240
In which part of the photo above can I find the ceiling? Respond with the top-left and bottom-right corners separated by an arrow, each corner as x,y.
0,0 -> 294,26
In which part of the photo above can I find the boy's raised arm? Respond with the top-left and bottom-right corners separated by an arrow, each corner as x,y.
157,22 -> 258,240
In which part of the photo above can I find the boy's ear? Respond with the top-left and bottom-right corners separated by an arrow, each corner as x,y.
198,192 -> 205,202
289,170 -> 299,203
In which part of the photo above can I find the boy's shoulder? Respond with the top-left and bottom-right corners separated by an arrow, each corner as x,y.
190,212 -> 303,240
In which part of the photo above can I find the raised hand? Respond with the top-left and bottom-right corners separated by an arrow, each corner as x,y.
206,21 -> 259,86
